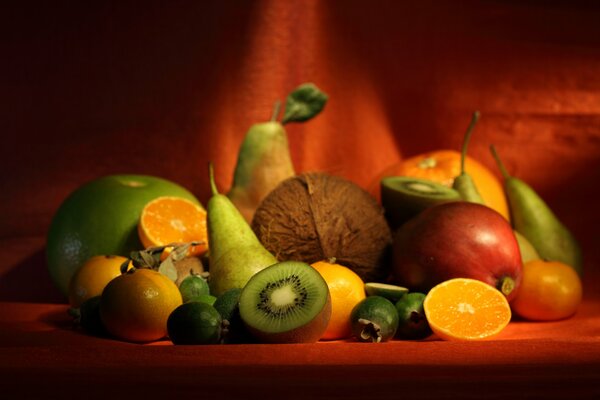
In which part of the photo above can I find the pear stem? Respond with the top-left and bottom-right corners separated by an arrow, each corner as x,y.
460,111 -> 480,175
208,162 -> 219,196
271,100 -> 282,122
489,145 -> 511,180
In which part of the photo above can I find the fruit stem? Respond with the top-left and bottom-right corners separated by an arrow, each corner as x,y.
271,100 -> 282,122
489,145 -> 511,180
497,276 -> 515,298
208,162 -> 219,196
460,111 -> 480,175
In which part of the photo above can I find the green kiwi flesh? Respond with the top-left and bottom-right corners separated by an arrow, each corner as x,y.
239,261 -> 331,343
381,176 -> 461,230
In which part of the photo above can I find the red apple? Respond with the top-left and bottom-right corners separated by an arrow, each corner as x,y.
391,202 -> 522,301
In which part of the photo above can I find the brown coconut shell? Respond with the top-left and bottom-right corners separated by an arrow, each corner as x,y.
251,172 -> 392,282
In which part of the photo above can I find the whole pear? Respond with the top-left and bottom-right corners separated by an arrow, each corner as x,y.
227,121 -> 295,223
207,164 -> 278,296
490,146 -> 582,275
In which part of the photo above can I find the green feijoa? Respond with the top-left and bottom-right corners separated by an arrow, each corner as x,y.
167,302 -> 223,345
179,274 -> 210,303
79,296 -> 107,337
186,294 -> 217,306
350,296 -> 399,343
213,288 -> 252,343
395,292 -> 432,340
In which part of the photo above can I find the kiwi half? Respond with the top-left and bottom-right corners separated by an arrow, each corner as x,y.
381,176 -> 461,230
239,261 -> 331,343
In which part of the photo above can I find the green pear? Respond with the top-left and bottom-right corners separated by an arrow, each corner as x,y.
490,145 -> 583,275
207,164 -> 278,296
513,230 -> 540,264
227,83 -> 328,223
227,121 -> 295,223
452,111 -> 485,204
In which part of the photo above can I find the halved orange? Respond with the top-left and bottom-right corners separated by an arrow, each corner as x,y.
138,196 -> 208,256
423,278 -> 511,341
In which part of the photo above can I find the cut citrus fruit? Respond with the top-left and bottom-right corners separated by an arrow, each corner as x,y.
423,278 -> 511,341
138,196 -> 208,256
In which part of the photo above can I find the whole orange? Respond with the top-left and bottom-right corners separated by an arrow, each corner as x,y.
311,260 -> 366,340
511,259 -> 582,321
68,255 -> 131,308
368,150 -> 509,220
100,268 -> 183,342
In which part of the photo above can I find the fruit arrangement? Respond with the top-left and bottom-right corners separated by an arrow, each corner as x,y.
51,84 -> 584,345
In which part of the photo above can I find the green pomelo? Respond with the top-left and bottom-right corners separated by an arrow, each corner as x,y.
46,174 -> 200,296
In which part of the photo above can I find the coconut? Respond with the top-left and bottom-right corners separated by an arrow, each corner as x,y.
251,172 -> 392,282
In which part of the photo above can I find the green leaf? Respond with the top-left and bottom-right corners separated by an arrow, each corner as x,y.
281,83 -> 328,124
158,256 -> 178,283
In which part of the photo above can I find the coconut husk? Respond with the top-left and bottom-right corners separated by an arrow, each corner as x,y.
252,172 -> 392,282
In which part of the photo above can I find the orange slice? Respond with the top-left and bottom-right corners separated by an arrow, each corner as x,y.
423,278 -> 511,341
138,196 -> 208,256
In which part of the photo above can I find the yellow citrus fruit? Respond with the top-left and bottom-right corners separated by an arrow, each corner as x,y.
67,255 -> 131,308
311,260 -> 366,340
424,278 -> 512,341
138,196 -> 208,256
100,268 -> 183,343
511,260 -> 582,321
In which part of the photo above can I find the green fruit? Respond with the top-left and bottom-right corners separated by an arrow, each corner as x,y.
213,288 -> 252,343
514,230 -> 540,264
452,111 -> 485,205
167,302 -> 223,345
179,274 -> 210,303
395,292 -> 432,340
490,146 -> 582,274
79,295 -> 107,337
239,261 -> 331,344
46,174 -> 200,295
364,282 -> 408,303
350,296 -> 399,343
207,164 -> 278,296
381,177 -> 461,230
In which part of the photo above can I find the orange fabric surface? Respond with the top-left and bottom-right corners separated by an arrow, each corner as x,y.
2,1 -> 600,398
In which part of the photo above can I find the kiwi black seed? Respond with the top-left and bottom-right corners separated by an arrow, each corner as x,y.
239,261 -> 331,344
380,176 -> 461,230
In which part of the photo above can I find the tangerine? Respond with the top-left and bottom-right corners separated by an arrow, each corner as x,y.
311,260 -> 366,340
423,278 -> 512,341
100,268 -> 183,343
511,260 -> 582,321
68,255 -> 131,308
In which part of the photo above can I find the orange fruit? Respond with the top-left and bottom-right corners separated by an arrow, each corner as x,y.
311,260 -> 366,340
47,174 -> 200,295
368,150 -> 509,220
138,196 -> 208,256
100,268 -> 183,343
68,255 -> 131,308
511,260 -> 582,321
423,278 -> 512,341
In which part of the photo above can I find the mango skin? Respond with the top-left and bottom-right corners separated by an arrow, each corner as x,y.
392,202 -> 522,302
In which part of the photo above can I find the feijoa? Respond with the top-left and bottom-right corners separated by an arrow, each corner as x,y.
395,292 -> 432,340
178,274 -> 210,303
213,288 -> 252,343
350,296 -> 399,343
167,302 -> 223,345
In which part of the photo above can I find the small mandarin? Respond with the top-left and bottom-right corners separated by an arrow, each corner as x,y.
311,260 -> 366,340
511,259 -> 582,321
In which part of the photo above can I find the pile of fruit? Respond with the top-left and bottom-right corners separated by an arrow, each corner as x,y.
48,84 -> 583,345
